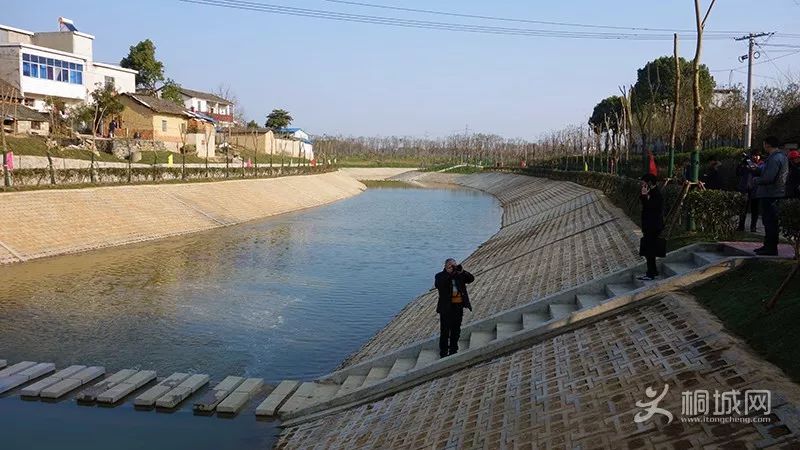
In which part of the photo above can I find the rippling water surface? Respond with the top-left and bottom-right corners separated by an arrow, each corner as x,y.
0,185 -> 501,449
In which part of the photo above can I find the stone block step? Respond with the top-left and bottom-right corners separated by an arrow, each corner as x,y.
21,365 -> 86,397
458,339 -> 470,353
363,367 -> 390,387
134,372 -> 189,407
216,377 -> 262,414
495,321 -> 523,339
693,251 -> 724,266
413,349 -> 439,370
77,369 -> 138,402
194,376 -> 244,412
334,375 -> 366,397
576,294 -> 607,309
0,360 -> 6,370
605,283 -> 638,298
388,358 -> 416,377
663,261 -> 696,277
255,380 -> 300,417
0,361 -> 36,378
40,367 -> 105,399
155,374 -> 210,409
522,311 -> 550,329
549,303 -> 576,320
469,330 -> 495,349
279,382 -> 339,415
96,370 -> 157,404
0,363 -> 55,394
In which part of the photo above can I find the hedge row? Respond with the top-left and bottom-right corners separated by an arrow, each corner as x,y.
1,165 -> 335,191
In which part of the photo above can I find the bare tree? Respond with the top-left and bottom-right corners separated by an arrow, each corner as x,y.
691,0 -> 717,180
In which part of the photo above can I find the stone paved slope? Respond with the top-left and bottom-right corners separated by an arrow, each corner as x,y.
278,293 -> 800,448
0,172 -> 365,264
339,172 -> 641,367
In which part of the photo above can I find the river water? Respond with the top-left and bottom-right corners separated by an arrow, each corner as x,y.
0,184 -> 502,450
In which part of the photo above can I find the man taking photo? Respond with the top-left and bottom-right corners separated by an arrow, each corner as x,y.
434,259 -> 475,358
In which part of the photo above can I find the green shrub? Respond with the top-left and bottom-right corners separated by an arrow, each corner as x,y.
684,190 -> 746,239
780,199 -> 800,259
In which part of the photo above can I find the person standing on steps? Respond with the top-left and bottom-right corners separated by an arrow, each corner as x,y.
753,136 -> 789,256
434,258 -> 474,358
638,173 -> 665,281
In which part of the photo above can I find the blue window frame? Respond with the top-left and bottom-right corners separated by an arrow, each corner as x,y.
30,55 -> 38,63
46,58 -> 53,66
38,64 -> 46,78
22,53 -> 30,62
21,53 -> 84,84
30,63 -> 38,78
22,62 -> 31,76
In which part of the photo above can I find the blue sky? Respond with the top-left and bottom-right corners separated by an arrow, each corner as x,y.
6,1 -> 800,139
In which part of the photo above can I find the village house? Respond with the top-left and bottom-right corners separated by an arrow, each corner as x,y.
0,78 -> 50,136
277,127 -> 314,160
178,88 -> 235,128
0,18 -> 136,113
117,93 -> 215,157
227,127 -> 314,160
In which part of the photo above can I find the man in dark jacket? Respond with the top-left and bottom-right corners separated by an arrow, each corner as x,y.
638,173 -> 664,281
753,136 -> 789,255
434,259 -> 475,358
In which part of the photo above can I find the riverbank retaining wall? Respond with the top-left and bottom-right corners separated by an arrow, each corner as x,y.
0,171 -> 366,264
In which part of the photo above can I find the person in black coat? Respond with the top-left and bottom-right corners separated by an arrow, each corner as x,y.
638,173 -> 665,281
434,259 -> 475,358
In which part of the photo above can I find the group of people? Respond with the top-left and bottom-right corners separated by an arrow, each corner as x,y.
736,136 -> 798,255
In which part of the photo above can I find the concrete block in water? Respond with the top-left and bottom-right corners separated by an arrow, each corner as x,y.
134,372 -> 189,406
77,369 -> 138,402
216,378 -> 263,414
155,374 -> 209,408
96,370 -> 157,404
193,376 -> 244,412
41,367 -> 105,399
255,380 -> 300,417
0,361 -> 36,378
20,365 -> 86,397
0,360 -> 6,369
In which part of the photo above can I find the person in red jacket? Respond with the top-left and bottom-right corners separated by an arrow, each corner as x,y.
434,259 -> 475,358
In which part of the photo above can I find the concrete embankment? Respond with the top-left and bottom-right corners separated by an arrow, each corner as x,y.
0,171 -> 366,264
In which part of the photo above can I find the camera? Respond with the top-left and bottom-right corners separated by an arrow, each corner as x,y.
455,265 -> 463,272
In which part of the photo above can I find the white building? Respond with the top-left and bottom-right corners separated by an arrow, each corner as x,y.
278,127 -> 314,160
178,87 -> 235,127
0,19 -> 137,112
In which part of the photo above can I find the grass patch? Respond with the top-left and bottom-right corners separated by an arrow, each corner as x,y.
360,179 -> 422,189
690,259 -> 800,383
667,230 -> 762,252
5,136 -> 122,162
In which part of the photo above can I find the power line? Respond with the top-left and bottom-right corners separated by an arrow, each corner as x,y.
320,0 -> 748,35
178,0 -> 741,41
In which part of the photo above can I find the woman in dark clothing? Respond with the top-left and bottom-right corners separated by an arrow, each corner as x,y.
736,152 -> 763,232
638,173 -> 665,281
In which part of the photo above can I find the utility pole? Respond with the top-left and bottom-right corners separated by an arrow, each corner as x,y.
736,32 -> 772,149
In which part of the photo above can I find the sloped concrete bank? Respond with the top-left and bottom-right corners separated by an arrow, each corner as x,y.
0,171 -> 366,264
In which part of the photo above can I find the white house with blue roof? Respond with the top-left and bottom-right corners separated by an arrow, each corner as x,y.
278,127 -> 314,160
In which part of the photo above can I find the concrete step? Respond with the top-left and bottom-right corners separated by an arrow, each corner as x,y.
522,311 -> 550,329
0,360 -> 6,370
279,382 -> 339,415
334,375 -> 366,397
663,261 -> 696,277
469,330 -> 495,349
576,294 -> 607,309
495,321 -> 523,339
363,367 -> 390,387
193,376 -> 244,412
255,380 -> 299,417
549,303 -> 576,320
693,251 -> 724,266
605,283 -> 638,298
413,349 -> 440,370
96,370 -> 156,404
388,358 -> 415,377
216,377 -> 263,414
458,338 -> 470,353
134,372 -> 189,407
155,374 -> 210,409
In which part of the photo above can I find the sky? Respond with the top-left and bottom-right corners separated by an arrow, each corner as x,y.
5,0 -> 800,140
